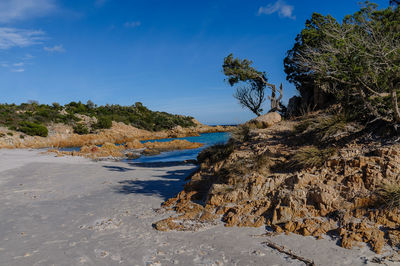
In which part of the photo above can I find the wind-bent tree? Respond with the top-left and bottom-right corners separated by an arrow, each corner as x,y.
285,2 -> 400,123
223,54 -> 283,116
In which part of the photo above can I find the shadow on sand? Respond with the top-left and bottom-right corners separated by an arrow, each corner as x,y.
106,161 -> 197,200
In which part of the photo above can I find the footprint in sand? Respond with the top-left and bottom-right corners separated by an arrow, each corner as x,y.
80,217 -> 122,231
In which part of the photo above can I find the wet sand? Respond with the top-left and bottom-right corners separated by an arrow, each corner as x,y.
0,149 -> 392,265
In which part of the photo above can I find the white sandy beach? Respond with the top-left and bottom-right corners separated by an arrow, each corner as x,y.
0,149 -> 395,265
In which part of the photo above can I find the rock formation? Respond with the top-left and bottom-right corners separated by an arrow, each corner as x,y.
154,116 -> 400,254
0,120 -> 233,149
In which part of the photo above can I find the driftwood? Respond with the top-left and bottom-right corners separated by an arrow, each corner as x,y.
261,240 -> 315,266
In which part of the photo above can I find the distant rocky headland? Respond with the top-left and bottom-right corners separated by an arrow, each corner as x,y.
0,101 -> 233,150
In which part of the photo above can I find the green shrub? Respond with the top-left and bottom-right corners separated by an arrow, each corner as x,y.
18,122 -> 48,137
7,132 -> 13,136
73,124 -> 89,135
94,116 -> 112,129
0,133 -> 4,137
313,115 -> 347,140
0,101 -> 195,132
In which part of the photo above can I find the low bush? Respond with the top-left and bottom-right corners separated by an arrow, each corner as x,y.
197,142 -> 234,164
230,125 -> 251,142
288,146 -> 336,169
73,124 -> 89,135
377,184 -> 400,209
18,122 -> 48,137
93,116 -> 112,129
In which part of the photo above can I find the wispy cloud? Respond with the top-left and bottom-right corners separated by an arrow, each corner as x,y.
124,21 -> 141,28
11,68 -> 24,72
23,53 -> 34,60
0,27 -> 45,49
44,44 -> 65,53
0,0 -> 56,23
13,62 -> 24,66
258,0 -> 295,20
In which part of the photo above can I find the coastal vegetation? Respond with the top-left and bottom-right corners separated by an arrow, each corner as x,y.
156,1 -> 400,256
223,54 -> 284,116
284,1 -> 400,126
0,101 -> 196,136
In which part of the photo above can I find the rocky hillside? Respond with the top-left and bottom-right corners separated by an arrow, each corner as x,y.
155,112 -> 400,255
0,101 -> 233,149
0,120 -> 232,149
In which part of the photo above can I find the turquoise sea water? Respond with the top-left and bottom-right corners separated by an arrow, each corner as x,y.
59,132 -> 231,162
131,132 -> 231,163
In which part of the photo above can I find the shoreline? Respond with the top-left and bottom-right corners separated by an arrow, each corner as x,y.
0,121 -> 234,150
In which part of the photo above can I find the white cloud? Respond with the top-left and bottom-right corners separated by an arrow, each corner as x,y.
43,44 -> 65,53
13,62 -> 24,66
23,53 -> 34,60
0,27 -> 45,49
124,21 -> 141,28
11,68 -> 24,72
0,0 -> 56,23
258,0 -> 295,20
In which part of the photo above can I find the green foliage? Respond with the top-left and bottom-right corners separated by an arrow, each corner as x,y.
93,116 -> 112,129
285,2 -> 400,124
197,143 -> 235,164
18,122 -> 48,137
288,146 -> 337,169
73,124 -> 89,135
223,54 -> 268,116
223,54 -> 266,86
0,101 -> 196,135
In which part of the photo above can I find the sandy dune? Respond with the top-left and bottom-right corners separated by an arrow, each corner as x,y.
0,149 -> 393,265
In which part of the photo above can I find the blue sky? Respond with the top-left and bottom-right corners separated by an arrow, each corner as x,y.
0,0 -> 389,125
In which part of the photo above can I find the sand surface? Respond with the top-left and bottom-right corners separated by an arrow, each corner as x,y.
0,149 -> 394,265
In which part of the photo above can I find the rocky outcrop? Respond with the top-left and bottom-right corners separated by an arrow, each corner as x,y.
49,142 -> 125,159
50,139 -> 204,159
142,139 -> 203,151
249,112 -> 281,128
154,118 -> 400,254
0,121 -> 234,149
125,139 -> 145,149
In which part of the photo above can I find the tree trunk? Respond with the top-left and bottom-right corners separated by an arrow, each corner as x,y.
391,89 -> 400,123
358,87 -> 383,120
